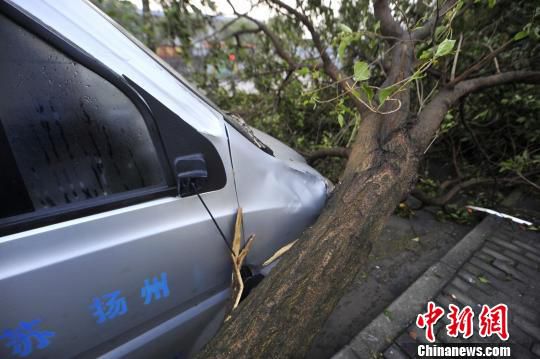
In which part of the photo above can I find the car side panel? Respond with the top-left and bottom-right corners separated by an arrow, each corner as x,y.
226,124 -> 327,267
0,185 -> 237,358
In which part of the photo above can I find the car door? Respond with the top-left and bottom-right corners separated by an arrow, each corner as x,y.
0,9 -> 236,359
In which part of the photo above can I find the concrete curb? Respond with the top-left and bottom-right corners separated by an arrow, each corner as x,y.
332,191 -> 525,359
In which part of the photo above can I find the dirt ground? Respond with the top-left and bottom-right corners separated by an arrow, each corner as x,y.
308,206 -> 473,358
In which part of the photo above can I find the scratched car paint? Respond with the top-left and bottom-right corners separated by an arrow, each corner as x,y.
0,0 -> 329,358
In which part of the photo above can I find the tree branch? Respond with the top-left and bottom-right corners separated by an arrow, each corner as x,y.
450,33 -> 463,81
229,27 -> 262,37
266,0 -> 371,116
412,173 -> 537,206
227,23 -> 324,71
516,171 -> 540,191
194,17 -> 242,44
303,147 -> 351,164
274,69 -> 294,109
412,71 -> 540,151
412,0 -> 458,40
412,177 -> 494,206
448,39 -> 513,85
224,0 -> 300,71
373,0 -> 404,39
244,15 -> 299,70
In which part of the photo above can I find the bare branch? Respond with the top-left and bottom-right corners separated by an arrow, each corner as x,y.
459,104 -> 494,165
303,147 -> 351,164
449,39 -> 513,85
274,69 -> 294,109
413,71 -> 540,151
373,0 -> 404,39
245,16 -> 299,69
194,17 -> 242,44
517,171 -> 540,191
229,27 -> 262,37
223,0 -> 300,71
413,170 -> 539,206
486,44 -> 501,73
227,24 -> 324,71
450,33 -> 463,81
263,0 -> 333,69
237,18 -> 323,72
412,177 -> 491,206
411,176 -> 521,206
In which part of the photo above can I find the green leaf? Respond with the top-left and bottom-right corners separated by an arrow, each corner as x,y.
487,0 -> 496,8
409,70 -> 425,81
478,275 -> 490,284
434,39 -> 456,58
298,67 -> 309,76
374,21 -> 380,33
514,31 -> 529,41
419,49 -> 433,60
338,36 -> 352,60
361,83 -> 374,103
337,113 -> 345,128
353,61 -> 371,82
350,88 -> 362,102
378,85 -> 397,105
338,23 -> 353,33
308,92 -> 319,105
473,109 -> 488,120
434,25 -> 446,40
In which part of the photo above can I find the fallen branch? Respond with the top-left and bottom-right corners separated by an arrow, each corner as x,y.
412,178 -> 494,206
411,175 -> 529,206
304,147 -> 351,164
262,240 -> 298,266
228,208 -> 255,314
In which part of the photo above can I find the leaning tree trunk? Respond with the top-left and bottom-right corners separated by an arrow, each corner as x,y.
198,110 -> 420,358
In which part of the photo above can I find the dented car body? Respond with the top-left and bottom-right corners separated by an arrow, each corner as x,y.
0,1 -> 328,358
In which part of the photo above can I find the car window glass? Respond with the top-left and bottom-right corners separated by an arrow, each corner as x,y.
0,13 -> 166,220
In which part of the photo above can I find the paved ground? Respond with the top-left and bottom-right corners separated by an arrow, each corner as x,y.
308,207 -> 473,358
332,191 -> 540,359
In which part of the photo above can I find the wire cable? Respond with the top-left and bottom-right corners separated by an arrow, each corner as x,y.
193,182 -> 234,254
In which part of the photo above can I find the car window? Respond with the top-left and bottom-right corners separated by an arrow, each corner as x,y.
0,13 -> 166,220
90,5 -> 273,157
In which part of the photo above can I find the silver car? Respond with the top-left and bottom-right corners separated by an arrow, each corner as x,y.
0,1 -> 328,358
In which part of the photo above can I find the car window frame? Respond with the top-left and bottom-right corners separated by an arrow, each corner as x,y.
83,0 -> 275,157
0,1 -> 210,236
